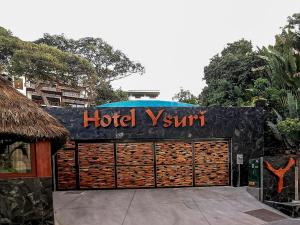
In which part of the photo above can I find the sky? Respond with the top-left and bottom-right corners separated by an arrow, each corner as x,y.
1,0 -> 300,100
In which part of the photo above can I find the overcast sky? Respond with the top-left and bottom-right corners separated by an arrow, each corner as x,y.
1,0 -> 299,99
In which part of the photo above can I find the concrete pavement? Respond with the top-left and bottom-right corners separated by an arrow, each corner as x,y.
53,187 -> 299,225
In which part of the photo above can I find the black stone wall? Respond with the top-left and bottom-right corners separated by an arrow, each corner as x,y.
47,106 -> 264,186
0,178 -> 54,225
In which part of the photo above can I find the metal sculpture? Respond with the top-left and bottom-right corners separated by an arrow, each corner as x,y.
264,158 -> 295,193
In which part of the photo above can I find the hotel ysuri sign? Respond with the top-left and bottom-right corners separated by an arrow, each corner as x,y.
84,108 -> 205,128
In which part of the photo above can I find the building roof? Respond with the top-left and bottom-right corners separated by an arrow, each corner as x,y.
126,90 -> 160,98
0,76 -> 69,142
97,100 -> 197,108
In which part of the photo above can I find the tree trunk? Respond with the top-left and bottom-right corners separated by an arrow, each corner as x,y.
35,82 -> 50,106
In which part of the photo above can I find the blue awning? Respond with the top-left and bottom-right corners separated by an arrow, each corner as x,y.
97,100 -> 197,108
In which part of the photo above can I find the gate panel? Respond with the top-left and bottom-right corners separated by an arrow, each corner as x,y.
156,165 -> 193,187
57,149 -> 76,190
117,166 -> 154,188
194,141 -> 229,186
116,143 -> 154,188
79,143 -> 115,189
155,142 -> 193,187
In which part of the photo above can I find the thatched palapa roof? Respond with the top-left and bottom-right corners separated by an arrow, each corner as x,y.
0,76 -> 69,142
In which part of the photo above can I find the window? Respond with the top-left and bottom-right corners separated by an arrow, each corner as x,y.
0,141 -> 36,177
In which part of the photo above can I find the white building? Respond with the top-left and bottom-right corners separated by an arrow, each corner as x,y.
13,76 -> 89,108
127,90 -> 160,100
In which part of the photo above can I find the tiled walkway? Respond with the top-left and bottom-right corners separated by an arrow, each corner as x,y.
53,187 -> 299,225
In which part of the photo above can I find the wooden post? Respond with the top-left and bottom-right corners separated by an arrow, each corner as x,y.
296,156 -> 300,201
238,164 -> 241,187
295,166 -> 299,201
35,141 -> 52,177
260,156 -> 264,202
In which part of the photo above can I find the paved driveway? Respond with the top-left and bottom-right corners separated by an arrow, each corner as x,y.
53,187 -> 299,225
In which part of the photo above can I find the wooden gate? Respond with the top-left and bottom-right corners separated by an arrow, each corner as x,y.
56,140 -> 229,190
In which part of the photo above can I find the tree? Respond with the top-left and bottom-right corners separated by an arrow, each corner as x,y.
260,46 -> 300,97
257,13 -> 300,153
276,13 -> 300,52
0,26 -> 95,106
0,27 -> 19,73
95,82 -> 128,105
245,78 -> 285,108
199,39 -> 267,106
36,34 -> 145,81
172,88 -> 199,104
35,34 -> 145,103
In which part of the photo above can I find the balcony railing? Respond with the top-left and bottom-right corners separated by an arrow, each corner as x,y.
27,90 -> 61,99
42,86 -> 58,92
61,98 -> 88,104
62,92 -> 87,99
26,83 -> 59,92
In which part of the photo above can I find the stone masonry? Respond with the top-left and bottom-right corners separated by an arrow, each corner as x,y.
116,143 -> 154,188
79,143 -> 115,189
57,140 -> 230,189
194,141 -> 229,186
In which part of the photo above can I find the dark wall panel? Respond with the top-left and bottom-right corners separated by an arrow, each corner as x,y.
0,178 -> 53,225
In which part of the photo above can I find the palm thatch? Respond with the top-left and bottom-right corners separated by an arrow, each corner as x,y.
0,76 -> 69,142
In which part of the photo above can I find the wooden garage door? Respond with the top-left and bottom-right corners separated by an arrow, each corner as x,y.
155,142 -> 193,187
78,143 -> 115,189
116,142 -> 155,188
194,141 -> 229,186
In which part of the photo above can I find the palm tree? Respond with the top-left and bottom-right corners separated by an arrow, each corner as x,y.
260,45 -> 300,152
260,46 -> 300,97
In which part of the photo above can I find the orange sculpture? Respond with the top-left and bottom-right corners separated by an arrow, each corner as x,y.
264,158 -> 295,193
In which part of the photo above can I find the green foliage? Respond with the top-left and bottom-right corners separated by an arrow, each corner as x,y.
0,27 -> 12,37
10,44 -> 94,86
0,26 -> 94,87
172,88 -> 199,105
35,34 -> 145,82
0,27 -> 20,72
260,46 -> 300,92
245,78 -> 285,108
0,27 -> 142,105
278,118 -> 300,138
95,82 -> 128,105
286,13 -> 300,30
197,14 -> 300,153
220,39 -> 253,56
277,117 -> 300,151
199,39 -> 267,106
200,79 -> 242,106
35,33 -> 144,103
275,13 -> 300,51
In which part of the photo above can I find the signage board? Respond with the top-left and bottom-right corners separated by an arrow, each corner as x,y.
237,154 -> 243,165
83,108 -> 206,128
